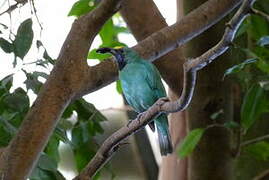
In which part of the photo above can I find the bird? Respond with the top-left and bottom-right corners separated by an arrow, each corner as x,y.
96,47 -> 173,156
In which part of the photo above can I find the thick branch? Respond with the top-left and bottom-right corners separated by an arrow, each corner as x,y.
0,0 -> 123,179
81,0 -> 242,96
74,0 -> 255,179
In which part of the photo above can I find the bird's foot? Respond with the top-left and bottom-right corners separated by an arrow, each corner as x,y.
156,97 -> 170,111
126,112 -> 143,128
136,112 -> 145,124
126,119 -> 133,128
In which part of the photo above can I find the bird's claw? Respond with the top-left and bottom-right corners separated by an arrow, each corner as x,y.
126,112 -> 144,128
156,97 -> 170,111
126,119 -> 132,128
136,112 -> 144,124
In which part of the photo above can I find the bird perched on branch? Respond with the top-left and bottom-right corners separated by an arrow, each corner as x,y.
96,47 -> 172,156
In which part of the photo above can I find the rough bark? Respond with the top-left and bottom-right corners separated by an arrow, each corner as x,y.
0,0 -> 123,179
81,0 -> 242,96
184,0 -> 234,180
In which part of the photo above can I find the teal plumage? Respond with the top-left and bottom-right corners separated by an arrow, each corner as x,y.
97,47 -> 172,155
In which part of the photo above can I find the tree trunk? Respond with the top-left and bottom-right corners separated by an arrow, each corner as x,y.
183,0 -> 234,180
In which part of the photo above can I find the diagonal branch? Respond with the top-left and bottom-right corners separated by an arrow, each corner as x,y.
251,7 -> 269,22
0,0 -> 123,179
0,0 -> 27,16
81,0 -> 242,96
241,134 -> 269,147
74,0 -> 256,179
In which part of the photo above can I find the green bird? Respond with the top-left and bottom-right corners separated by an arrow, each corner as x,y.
97,47 -> 173,155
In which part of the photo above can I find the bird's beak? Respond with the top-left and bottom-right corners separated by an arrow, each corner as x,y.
96,47 -> 118,57
97,47 -> 126,70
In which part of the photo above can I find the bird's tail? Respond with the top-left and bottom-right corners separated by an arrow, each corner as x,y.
155,114 -> 173,156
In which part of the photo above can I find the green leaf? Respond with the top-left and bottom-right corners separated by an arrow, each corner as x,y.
71,124 -> 97,171
0,74 -> 13,91
68,0 -> 96,17
223,58 -> 257,79
62,104 -> 74,119
30,153 -> 66,180
0,118 -> 15,147
257,36 -> 269,46
3,88 -> 29,113
74,99 -> 106,123
38,153 -> 57,171
244,141 -> 269,161
54,125 -> 71,144
14,18 -> 34,59
0,38 -> 13,53
223,121 -> 240,129
88,48 -> 111,60
241,84 -> 268,131
177,128 -> 205,158
249,15 -> 269,41
43,50 -> 55,65
30,168 -> 65,180
116,80 -> 122,94
24,72 -> 43,94
99,18 -> 127,47
0,123 -> 12,147
44,136 -> 60,163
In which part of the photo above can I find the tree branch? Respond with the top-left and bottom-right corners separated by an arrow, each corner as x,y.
0,0 -> 27,16
81,0 -> 242,96
74,0 -> 255,179
251,7 -> 269,22
241,134 -> 269,147
0,0 -> 123,179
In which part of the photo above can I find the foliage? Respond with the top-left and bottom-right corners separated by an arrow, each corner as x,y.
244,141 -> 269,161
0,0 -> 130,179
69,2 -> 128,94
177,128 -> 205,158
177,0 -> 269,160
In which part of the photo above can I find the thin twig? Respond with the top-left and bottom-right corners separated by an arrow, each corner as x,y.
73,0 -> 256,179
251,7 -> 269,22
241,134 -> 269,147
29,0 -> 43,31
100,106 -> 134,112
0,0 -> 26,16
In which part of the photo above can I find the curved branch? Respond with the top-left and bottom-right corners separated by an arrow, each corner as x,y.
74,0 -> 255,179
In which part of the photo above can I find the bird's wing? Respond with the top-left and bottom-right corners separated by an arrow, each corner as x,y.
143,61 -> 166,98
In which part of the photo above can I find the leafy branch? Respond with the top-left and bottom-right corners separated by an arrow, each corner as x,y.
74,0 -> 256,179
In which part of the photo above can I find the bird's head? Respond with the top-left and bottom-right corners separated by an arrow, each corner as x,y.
96,47 -> 126,70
